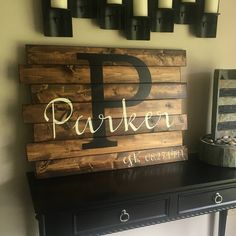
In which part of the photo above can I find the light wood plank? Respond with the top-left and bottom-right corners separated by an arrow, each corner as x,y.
220,80 -> 236,89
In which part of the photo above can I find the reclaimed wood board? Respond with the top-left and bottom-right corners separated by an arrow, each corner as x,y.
212,70 -> 236,139
36,146 -> 188,178
23,99 -> 186,123
20,45 -> 188,178
25,45 -> 187,67
29,83 -> 187,103
33,114 -> 187,142
19,65 -> 182,84
27,131 -> 183,161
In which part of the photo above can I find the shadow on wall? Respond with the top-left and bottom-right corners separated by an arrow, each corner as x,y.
0,43 -> 38,236
186,72 -> 212,152
32,0 -> 43,34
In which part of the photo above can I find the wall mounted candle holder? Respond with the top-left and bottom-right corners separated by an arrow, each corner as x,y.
194,0 -> 220,38
126,16 -> 150,40
174,0 -> 197,24
68,0 -> 97,18
42,0 -> 73,37
195,13 -> 219,38
99,3 -> 123,30
40,0 -> 221,39
124,0 -> 150,40
149,0 -> 174,32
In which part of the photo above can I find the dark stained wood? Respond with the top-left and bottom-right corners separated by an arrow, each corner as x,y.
218,121 -> 236,130
20,45 -> 188,177
30,83 -> 187,103
23,99 -> 186,124
28,156 -> 236,212
27,131 -> 183,162
218,105 -> 236,114
26,45 -> 186,67
33,114 -> 187,142
19,65 -> 182,84
35,146 -> 188,178
220,88 -> 236,97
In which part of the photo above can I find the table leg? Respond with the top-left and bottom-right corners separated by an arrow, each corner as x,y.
218,210 -> 228,236
36,214 -> 46,236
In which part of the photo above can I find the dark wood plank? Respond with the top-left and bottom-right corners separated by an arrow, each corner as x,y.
220,88 -> 236,97
23,99 -> 186,124
19,65 -> 182,84
30,83 -> 187,103
218,121 -> 236,131
27,131 -> 183,161
33,114 -> 187,142
218,105 -> 236,114
26,45 -> 186,67
35,146 -> 188,178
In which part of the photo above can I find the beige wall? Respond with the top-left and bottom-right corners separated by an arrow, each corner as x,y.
1,0 -> 236,235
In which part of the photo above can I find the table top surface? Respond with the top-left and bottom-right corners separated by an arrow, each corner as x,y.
28,155 -> 236,213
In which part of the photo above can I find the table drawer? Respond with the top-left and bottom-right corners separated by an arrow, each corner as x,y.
74,197 -> 169,234
178,186 -> 236,214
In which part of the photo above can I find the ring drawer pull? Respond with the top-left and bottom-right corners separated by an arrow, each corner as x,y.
120,210 -> 130,223
214,192 -> 223,204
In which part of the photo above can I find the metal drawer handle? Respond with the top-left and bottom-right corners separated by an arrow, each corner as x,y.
120,210 -> 130,223
214,192 -> 223,204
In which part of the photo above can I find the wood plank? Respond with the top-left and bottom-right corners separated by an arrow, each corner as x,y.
26,45 -> 186,66
220,88 -> 236,97
23,99 -> 186,124
218,97 -> 236,105
30,83 -> 187,103
35,146 -> 188,178
218,114 -> 236,122
27,131 -> 183,161
33,114 -> 187,142
19,65 -> 181,84
220,80 -> 236,89
218,105 -> 236,114
218,121 -> 236,131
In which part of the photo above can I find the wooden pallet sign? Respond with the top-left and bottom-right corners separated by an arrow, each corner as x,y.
212,70 -> 236,139
20,45 -> 188,178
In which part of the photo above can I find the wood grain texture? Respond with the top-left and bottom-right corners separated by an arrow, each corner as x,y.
220,80 -> 236,89
218,121 -> 236,131
33,114 -> 187,142
23,99 -> 186,124
20,45 -> 188,177
219,105 -> 236,114
27,131 -> 183,161
30,83 -> 187,103
19,65 -> 182,84
35,146 -> 188,178
212,70 -> 236,139
26,45 -> 186,66
218,97 -> 236,105
220,89 -> 236,97
218,114 -> 236,122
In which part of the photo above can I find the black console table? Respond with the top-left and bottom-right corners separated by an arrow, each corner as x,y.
28,155 -> 236,236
